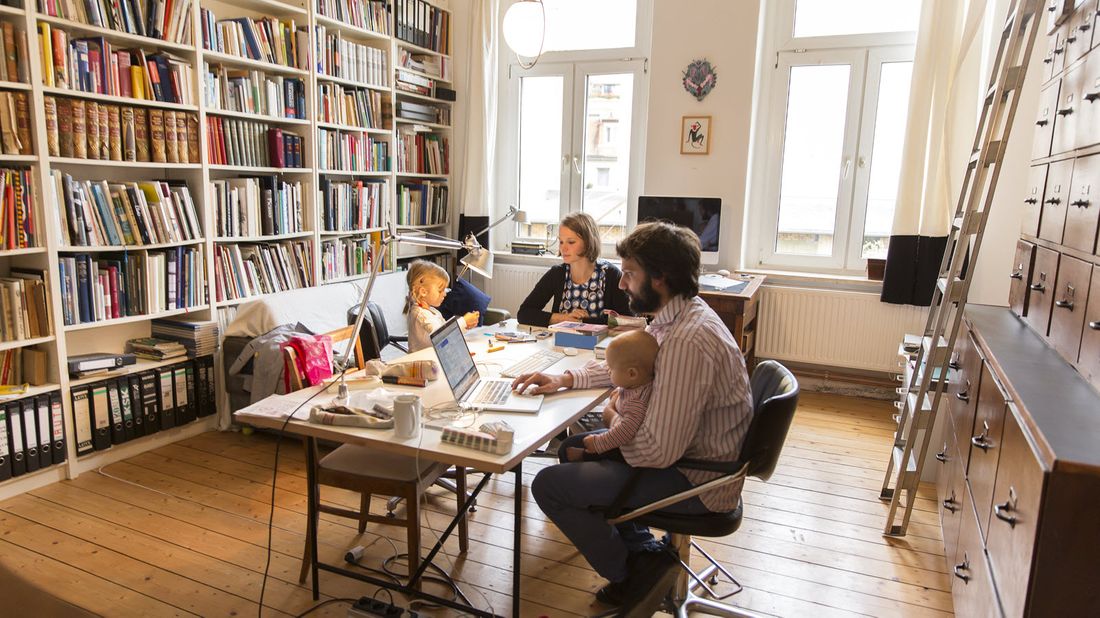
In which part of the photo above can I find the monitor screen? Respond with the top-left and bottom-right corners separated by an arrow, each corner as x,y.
637,196 -> 722,261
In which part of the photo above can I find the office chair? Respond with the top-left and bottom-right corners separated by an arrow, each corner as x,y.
348,301 -> 408,362
601,360 -> 799,617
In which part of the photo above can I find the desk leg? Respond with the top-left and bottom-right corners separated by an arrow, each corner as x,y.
513,462 -> 522,617
305,437 -> 320,601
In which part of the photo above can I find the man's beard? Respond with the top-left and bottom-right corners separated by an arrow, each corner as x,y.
627,277 -> 661,314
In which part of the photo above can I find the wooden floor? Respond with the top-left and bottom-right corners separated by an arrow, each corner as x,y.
0,392 -> 953,617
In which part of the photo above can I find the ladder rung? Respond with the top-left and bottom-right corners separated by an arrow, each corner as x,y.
937,276 -> 965,302
986,66 -> 1026,103
922,335 -> 950,365
952,210 -> 984,234
892,445 -> 919,476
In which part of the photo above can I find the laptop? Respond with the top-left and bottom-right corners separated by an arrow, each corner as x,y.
430,318 -> 544,413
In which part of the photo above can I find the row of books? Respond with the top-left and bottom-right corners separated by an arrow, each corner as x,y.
211,176 -> 303,238
395,131 -> 448,175
395,180 -> 447,227
0,22 -> 29,84
58,248 -> 206,325
0,270 -> 51,342
317,129 -> 389,172
315,27 -> 388,88
213,240 -> 313,302
52,173 -> 202,247
317,82 -> 387,129
319,177 -> 385,232
151,317 -> 218,358
396,99 -> 448,125
70,357 -> 215,458
205,117 -> 304,168
394,67 -> 433,96
0,91 -> 33,156
0,169 -> 38,249
203,64 -> 306,120
398,48 -> 449,82
0,392 -> 65,481
316,0 -> 392,36
39,26 -> 193,105
37,0 -> 193,45
200,11 -> 308,71
395,0 -> 450,55
1,347 -> 49,388
46,96 -> 200,164
321,234 -> 379,281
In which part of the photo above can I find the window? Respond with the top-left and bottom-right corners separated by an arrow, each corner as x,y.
747,0 -> 920,274
497,1 -> 651,252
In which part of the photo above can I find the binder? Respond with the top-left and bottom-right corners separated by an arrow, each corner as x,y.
195,356 -> 215,418
49,392 -> 66,464
7,402 -> 25,475
106,380 -> 125,445
22,399 -> 40,473
35,395 -> 52,469
0,405 -> 12,481
118,377 -> 136,441
173,363 -> 192,424
139,370 -> 160,434
157,366 -> 176,429
184,362 -> 197,423
127,375 -> 145,437
90,382 -> 112,451
72,385 -> 94,456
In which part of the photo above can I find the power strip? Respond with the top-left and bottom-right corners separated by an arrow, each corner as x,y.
347,596 -> 419,618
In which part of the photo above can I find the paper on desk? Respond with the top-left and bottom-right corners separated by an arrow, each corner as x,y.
235,394 -> 313,420
699,273 -> 748,292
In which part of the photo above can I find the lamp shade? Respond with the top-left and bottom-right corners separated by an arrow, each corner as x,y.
503,0 -> 545,59
460,246 -> 494,279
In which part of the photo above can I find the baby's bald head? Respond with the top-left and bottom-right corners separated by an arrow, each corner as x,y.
605,330 -> 658,388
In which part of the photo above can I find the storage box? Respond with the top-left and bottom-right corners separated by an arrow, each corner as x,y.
550,321 -> 608,350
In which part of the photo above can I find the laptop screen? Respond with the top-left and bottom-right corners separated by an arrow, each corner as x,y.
430,317 -> 479,400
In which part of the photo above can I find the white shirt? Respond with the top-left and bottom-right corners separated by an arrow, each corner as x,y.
407,304 -> 465,352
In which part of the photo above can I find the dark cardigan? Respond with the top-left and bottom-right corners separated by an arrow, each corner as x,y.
517,261 -> 634,327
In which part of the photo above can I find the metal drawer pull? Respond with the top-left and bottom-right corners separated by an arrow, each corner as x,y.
971,435 -> 993,450
943,497 -> 958,513
1089,321 -> 1100,330
953,560 -> 971,583
1043,56 -> 1054,64
1055,298 -> 1074,309
1087,92 -> 1100,102
935,443 -> 948,462
1082,22 -> 1093,31
1029,282 -> 1046,292
1071,199 -> 1091,208
1057,108 -> 1074,116
994,502 -> 1018,527
1067,34 -> 1078,43
1024,197 -> 1038,204
956,389 -> 970,402
1043,197 -> 1061,205
1010,270 -> 1023,280
1055,45 -> 1065,55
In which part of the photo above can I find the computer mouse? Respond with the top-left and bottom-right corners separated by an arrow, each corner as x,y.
562,347 -> 579,356
716,269 -> 731,277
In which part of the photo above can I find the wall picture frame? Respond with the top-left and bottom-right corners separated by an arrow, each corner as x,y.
681,115 -> 711,155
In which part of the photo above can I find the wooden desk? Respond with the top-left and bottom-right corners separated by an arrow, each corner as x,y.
699,273 -> 765,368
235,327 -> 610,617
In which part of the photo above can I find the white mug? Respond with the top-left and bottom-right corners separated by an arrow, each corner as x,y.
392,394 -> 422,439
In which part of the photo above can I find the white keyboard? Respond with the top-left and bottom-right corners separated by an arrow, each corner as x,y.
501,349 -> 567,378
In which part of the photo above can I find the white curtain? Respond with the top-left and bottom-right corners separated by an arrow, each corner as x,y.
458,0 -> 500,218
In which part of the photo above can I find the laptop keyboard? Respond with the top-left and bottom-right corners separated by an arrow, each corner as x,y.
472,381 -> 511,405
501,349 -> 567,378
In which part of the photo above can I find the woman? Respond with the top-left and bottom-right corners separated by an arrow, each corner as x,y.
518,212 -> 633,327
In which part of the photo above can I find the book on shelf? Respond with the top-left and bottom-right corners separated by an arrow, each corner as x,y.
203,63 -> 306,120
0,91 -> 31,155
151,318 -> 219,357
398,48 -> 450,82
315,26 -> 388,87
316,0 -> 392,36
0,21 -> 30,84
396,100 -> 448,125
211,176 -> 303,238
38,0 -> 194,45
317,129 -> 389,172
395,130 -> 448,175
44,95 -> 198,163
317,82 -> 386,129
395,0 -> 450,55
200,11 -> 309,71
319,177 -> 386,232
126,336 -> 187,360
0,268 -> 51,342
395,179 -> 447,227
213,240 -> 313,302
0,169 -> 38,249
321,232 -> 382,281
206,116 -> 303,168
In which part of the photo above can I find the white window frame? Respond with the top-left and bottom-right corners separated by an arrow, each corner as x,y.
494,0 -> 652,255
745,0 -> 917,275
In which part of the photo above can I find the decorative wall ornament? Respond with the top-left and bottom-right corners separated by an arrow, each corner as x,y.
682,58 -> 717,101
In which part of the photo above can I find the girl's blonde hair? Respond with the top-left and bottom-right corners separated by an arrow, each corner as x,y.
404,260 -> 450,313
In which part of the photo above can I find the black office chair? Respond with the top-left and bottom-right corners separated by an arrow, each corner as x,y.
601,360 -> 799,617
348,301 -> 408,362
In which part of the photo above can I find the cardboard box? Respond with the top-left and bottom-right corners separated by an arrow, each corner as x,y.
550,321 -> 608,350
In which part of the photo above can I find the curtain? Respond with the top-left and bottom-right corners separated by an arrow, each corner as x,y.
457,0 -> 500,219
881,0 -> 986,305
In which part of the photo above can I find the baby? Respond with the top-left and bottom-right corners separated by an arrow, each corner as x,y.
565,329 -> 658,462
405,260 -> 478,352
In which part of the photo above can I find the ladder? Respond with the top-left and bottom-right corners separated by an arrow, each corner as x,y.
880,0 -> 1044,537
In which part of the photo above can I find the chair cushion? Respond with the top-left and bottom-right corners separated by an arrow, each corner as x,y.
319,444 -> 447,490
633,504 -> 743,538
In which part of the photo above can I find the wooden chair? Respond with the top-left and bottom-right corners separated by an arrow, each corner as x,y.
285,326 -> 469,587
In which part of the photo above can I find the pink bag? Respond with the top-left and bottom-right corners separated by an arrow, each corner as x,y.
284,334 -> 334,387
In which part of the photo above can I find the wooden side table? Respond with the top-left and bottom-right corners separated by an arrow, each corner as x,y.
698,273 -> 765,370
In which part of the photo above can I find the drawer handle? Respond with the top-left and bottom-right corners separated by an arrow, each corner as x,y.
971,435 -> 993,451
994,501 -> 1018,527
956,390 -> 970,402
1009,270 -> 1023,280
1087,92 -> 1100,103
943,497 -> 958,513
1029,282 -> 1046,292
1071,199 -> 1091,208
953,561 -> 971,583
1036,116 -> 1050,124
1044,197 -> 1061,205
1043,56 -> 1054,64
1056,107 -> 1074,116
935,447 -> 947,463
1055,45 -> 1065,55
1089,321 -> 1100,330
1083,23 -> 1093,32
1067,34 -> 1078,43
1055,299 -> 1074,309
1024,197 -> 1038,204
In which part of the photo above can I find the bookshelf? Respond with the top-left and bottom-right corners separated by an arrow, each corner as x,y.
0,0 -> 456,498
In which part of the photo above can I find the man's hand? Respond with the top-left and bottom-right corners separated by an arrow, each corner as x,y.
511,371 -> 574,395
564,446 -> 586,462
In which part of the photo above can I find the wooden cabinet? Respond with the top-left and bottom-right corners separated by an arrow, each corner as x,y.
1022,166 -> 1047,237
1062,153 -> 1100,252
1078,265 -> 1100,388
1024,246 -> 1060,335
698,274 -> 764,369
1047,254 -> 1092,363
1033,81 -> 1059,159
968,364 -> 1008,542
951,496 -> 1003,618
1052,64 -> 1083,154
1009,240 -> 1036,319
1038,159 -> 1072,243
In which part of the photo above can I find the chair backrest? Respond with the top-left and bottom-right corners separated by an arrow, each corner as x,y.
325,324 -> 365,371
283,346 -> 305,392
741,360 -> 799,482
348,301 -> 387,361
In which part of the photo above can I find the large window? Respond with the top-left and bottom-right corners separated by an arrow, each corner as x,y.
747,0 -> 920,274
497,1 -> 650,252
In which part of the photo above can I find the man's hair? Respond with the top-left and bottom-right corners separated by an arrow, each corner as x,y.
616,221 -> 700,298
560,212 -> 601,262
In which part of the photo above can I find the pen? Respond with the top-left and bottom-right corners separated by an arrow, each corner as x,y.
381,375 -> 426,387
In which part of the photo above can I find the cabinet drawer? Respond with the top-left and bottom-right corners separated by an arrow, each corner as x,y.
952,491 -> 1004,618
1048,254 -> 1092,364
938,429 -> 968,568
1032,81 -> 1060,160
1039,159 -> 1072,244
1067,6 -> 1095,64
1009,240 -> 1036,319
1021,166 -> 1047,238
948,329 -> 983,443
1063,153 -> 1100,253
968,363 -> 1008,542
1077,47 -> 1100,149
1025,246 -> 1061,336
1078,265 -> 1100,389
1052,66 -> 1084,155
985,407 -> 1045,618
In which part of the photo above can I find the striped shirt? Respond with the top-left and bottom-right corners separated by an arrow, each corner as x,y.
586,382 -> 653,454
567,296 -> 753,512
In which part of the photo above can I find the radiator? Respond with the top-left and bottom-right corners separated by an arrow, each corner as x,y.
756,286 -> 927,373
484,262 -> 549,316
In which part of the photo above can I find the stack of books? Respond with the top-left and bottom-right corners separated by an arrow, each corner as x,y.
549,321 -> 608,350
127,337 -> 187,361
151,318 -> 219,357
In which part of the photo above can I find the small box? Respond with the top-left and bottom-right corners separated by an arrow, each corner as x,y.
550,321 -> 608,350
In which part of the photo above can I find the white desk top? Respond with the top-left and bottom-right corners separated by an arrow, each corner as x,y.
235,321 -> 611,474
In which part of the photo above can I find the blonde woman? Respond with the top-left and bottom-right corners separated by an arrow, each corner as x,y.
404,260 -> 478,352
518,212 -> 633,327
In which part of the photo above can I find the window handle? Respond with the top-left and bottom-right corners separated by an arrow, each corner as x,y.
561,155 -> 569,174
858,156 -> 867,169
572,155 -> 582,174
842,157 -> 852,180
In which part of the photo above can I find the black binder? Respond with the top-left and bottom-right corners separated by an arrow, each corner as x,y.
139,371 -> 160,434
6,402 -> 25,476
172,364 -> 190,424
72,386 -> 94,456
0,404 -> 12,481
200,355 -> 216,417
106,380 -> 125,445
128,375 -> 145,437
22,399 -> 40,473
34,395 -> 52,469
49,392 -> 66,464
90,382 -> 112,451
118,377 -> 136,441
157,366 -> 176,429
183,362 -> 197,423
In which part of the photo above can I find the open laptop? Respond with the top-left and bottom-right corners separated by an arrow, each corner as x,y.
430,317 -> 544,413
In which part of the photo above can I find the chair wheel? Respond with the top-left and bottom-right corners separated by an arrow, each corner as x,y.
709,575 -> 719,585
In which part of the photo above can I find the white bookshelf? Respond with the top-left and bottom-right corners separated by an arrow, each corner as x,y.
0,0 -> 456,498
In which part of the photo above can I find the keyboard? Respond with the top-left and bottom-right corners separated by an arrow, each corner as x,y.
472,380 -> 511,405
500,349 -> 567,378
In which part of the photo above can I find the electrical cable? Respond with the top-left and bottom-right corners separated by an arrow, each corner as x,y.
292,597 -> 358,617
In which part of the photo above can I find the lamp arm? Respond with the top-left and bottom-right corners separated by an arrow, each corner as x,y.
340,237 -> 391,372
469,206 -> 521,241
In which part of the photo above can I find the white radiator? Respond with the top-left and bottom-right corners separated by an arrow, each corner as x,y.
484,262 -> 550,316
756,286 -> 927,373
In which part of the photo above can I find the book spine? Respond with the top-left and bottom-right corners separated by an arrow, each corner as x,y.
44,96 -> 59,157
71,99 -> 87,159
86,101 -> 100,160
134,106 -> 149,161
13,93 -> 32,156
121,106 -> 136,161
164,110 -> 178,163
98,103 -> 109,160
108,105 -> 122,161
149,108 -> 166,163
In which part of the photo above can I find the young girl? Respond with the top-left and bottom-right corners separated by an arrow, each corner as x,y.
405,260 -> 479,352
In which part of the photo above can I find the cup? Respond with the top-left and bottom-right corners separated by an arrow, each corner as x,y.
392,394 -> 422,439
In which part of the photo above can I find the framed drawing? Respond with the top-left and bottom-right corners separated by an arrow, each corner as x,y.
681,115 -> 711,155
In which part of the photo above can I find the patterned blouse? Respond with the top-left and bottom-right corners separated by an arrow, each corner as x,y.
560,261 -> 608,318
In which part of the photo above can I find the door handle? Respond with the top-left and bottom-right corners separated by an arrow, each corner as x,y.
572,155 -> 582,174
1055,299 -> 1074,309
953,560 -> 971,583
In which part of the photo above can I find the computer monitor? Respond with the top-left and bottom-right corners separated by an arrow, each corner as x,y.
637,196 -> 722,264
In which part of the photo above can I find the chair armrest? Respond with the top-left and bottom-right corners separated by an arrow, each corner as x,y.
599,458 -> 747,520
391,336 -> 408,353
484,307 -> 512,326
607,467 -> 748,525
673,458 -> 746,474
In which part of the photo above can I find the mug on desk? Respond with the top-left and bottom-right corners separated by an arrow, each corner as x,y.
393,394 -> 422,439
